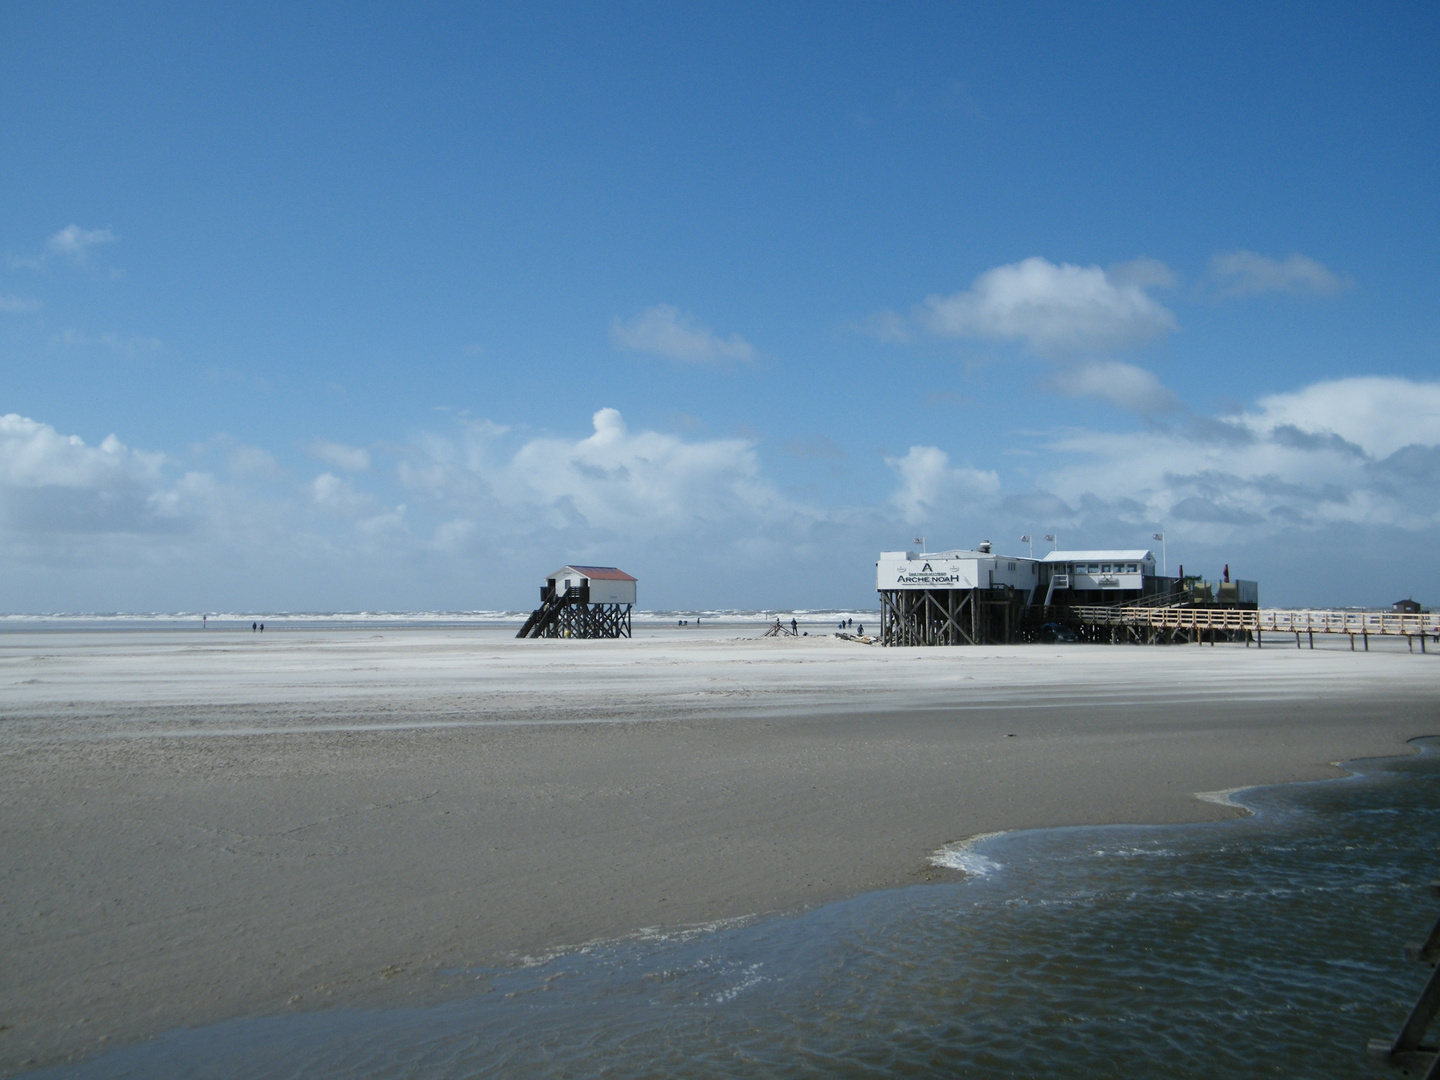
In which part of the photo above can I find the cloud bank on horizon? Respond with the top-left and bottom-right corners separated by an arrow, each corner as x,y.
3,367 -> 1437,610
1,6 -> 1435,610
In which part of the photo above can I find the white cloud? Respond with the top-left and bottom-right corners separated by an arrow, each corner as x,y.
308,439 -> 371,471
227,446 -> 280,478
853,309 -> 912,344
1242,376 -> 1440,459
0,415 -> 164,490
356,504 -> 407,534
53,329 -> 163,355
1211,251 -> 1350,297
9,226 -> 119,270
1051,360 -> 1180,415
921,256 -> 1178,355
407,407 -> 796,537
46,224 -> 118,263
1035,376 -> 1440,540
1107,257 -> 1176,290
611,305 -> 756,364
506,408 -> 779,530
0,413 -> 185,535
309,472 -> 375,515
884,445 -> 999,525
0,296 -> 40,313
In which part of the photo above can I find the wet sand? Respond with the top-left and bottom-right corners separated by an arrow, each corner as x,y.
2,628 -> 1436,1075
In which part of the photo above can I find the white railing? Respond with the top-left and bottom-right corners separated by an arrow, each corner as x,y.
1067,606 -> 1440,637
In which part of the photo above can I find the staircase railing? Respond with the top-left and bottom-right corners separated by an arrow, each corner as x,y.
516,587 -> 579,639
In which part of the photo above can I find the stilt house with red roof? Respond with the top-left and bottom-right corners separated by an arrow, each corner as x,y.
516,565 -> 636,639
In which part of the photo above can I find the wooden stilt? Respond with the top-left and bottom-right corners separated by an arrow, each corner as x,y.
1370,882 -> 1440,1078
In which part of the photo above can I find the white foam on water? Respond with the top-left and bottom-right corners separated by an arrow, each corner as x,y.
929,832 -> 1007,876
511,914 -> 759,971
1195,787 -> 1257,816
711,962 -> 767,1004
1090,846 -> 1178,858
629,914 -> 759,945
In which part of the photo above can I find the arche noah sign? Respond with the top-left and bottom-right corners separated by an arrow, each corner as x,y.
895,562 -> 963,586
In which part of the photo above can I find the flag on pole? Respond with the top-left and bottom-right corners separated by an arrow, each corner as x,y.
1153,532 -> 1165,541
1043,534 -> 1055,542
1019,535 -> 1031,543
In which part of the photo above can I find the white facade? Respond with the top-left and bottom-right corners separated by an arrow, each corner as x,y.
587,579 -> 636,605
877,549 -> 1041,593
1040,549 -> 1157,592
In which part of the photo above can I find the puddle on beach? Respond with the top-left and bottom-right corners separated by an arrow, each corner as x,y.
29,740 -> 1439,1079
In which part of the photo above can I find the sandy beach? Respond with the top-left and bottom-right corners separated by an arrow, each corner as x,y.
2,626 -> 1437,1075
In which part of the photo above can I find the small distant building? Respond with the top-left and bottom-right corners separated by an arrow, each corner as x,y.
1393,598 -> 1423,614
517,565 -> 636,639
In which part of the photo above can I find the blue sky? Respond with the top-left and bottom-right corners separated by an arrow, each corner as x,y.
2,2 -> 1438,612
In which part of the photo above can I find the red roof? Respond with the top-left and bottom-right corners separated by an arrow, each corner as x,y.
563,565 -> 636,581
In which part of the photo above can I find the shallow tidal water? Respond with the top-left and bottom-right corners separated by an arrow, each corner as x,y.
34,740 -> 1439,1079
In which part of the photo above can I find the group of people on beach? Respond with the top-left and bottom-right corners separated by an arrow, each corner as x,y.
770,616 -> 863,637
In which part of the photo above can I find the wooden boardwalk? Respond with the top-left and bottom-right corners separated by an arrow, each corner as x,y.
1067,605 -> 1440,650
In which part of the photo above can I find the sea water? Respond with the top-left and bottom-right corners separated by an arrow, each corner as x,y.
32,741 -> 1439,1079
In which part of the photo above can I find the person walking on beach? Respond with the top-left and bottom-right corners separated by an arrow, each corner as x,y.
791,617 -> 797,635
252,621 -> 257,633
